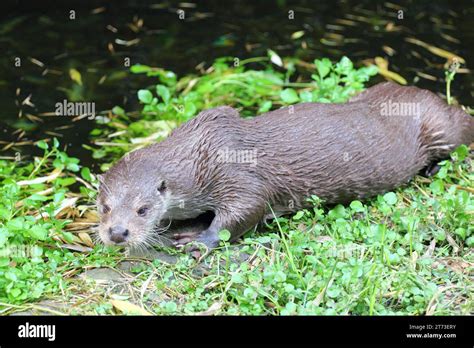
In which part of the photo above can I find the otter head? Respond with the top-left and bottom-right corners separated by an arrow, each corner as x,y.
96,147 -> 191,248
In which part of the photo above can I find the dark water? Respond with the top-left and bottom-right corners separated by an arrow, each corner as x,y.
1,0 -> 473,170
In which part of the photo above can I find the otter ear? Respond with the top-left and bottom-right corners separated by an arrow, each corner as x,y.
157,180 -> 167,194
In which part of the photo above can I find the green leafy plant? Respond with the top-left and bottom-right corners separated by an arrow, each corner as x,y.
445,59 -> 460,105
0,140 -> 118,304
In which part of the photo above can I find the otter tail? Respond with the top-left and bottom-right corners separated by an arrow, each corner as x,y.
352,82 -> 474,160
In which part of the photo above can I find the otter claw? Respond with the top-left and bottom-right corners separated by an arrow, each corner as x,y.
172,232 -> 197,240
173,241 -> 204,260
173,237 -> 194,246
173,229 -> 216,257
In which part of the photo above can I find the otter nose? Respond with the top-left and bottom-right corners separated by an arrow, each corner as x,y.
108,226 -> 129,243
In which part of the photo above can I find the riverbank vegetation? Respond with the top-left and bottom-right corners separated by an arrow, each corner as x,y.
0,56 -> 472,315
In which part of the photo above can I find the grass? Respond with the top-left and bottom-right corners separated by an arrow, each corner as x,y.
0,55 -> 472,315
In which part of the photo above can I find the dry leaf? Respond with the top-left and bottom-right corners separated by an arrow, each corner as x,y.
196,302 -> 222,315
405,37 -> 465,63
16,168 -> 62,186
291,31 -> 305,40
78,232 -> 94,247
69,68 -> 83,85
35,197 -> 78,220
110,300 -> 152,315
60,244 -> 93,253
374,57 -> 407,85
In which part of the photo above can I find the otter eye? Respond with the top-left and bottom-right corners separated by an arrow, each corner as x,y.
157,180 -> 167,193
102,204 -> 110,214
137,206 -> 149,217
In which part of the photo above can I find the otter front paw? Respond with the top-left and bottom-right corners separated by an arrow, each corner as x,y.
172,231 -> 197,246
172,229 -> 220,253
171,234 -> 202,259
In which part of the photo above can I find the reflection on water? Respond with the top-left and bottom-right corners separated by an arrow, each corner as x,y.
1,0 -> 473,168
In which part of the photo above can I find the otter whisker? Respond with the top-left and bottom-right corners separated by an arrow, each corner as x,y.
153,218 -> 173,235
148,233 -> 170,247
98,180 -> 112,196
143,232 -> 164,247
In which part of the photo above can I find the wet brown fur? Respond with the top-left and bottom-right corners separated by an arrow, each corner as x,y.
98,82 -> 474,249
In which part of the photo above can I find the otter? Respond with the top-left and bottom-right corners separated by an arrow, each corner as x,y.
97,82 -> 474,251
